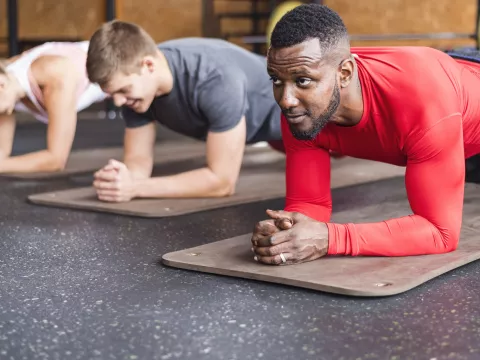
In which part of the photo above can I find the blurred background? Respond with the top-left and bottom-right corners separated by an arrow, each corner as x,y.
2,0 -> 479,57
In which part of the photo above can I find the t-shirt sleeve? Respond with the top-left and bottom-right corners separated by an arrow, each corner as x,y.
197,66 -> 249,133
121,106 -> 154,128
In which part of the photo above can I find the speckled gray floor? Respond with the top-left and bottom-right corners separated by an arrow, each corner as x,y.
1,120 -> 479,360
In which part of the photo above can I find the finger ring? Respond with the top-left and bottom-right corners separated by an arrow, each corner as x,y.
279,253 -> 286,263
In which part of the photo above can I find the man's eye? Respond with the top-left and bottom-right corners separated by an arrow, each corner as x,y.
297,78 -> 312,86
269,76 -> 282,85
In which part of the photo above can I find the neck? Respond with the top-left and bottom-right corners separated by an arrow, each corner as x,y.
154,49 -> 174,97
333,59 -> 364,127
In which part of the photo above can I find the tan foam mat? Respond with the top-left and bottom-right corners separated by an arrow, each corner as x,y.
27,156 -> 405,217
0,141 -> 206,180
162,179 -> 480,297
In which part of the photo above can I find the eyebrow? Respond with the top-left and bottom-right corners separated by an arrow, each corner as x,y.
290,67 -> 314,75
267,67 -> 313,74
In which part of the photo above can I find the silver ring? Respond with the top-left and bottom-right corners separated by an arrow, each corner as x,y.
279,253 -> 286,263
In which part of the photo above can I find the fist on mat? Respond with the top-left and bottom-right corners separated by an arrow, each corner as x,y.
93,159 -> 136,202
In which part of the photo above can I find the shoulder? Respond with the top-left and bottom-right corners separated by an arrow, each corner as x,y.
352,46 -> 452,63
30,54 -> 80,86
158,37 -> 245,53
355,46 -> 462,118
159,38 -> 254,77
353,46 -> 460,87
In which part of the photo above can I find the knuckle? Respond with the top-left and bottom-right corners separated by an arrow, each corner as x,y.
251,233 -> 261,243
268,246 -> 278,256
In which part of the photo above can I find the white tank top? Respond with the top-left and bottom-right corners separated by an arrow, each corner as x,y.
6,41 -> 107,123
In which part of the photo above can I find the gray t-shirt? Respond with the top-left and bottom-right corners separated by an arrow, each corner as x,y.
122,38 -> 281,143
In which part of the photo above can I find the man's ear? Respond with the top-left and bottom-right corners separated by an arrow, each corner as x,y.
142,56 -> 156,73
339,56 -> 354,88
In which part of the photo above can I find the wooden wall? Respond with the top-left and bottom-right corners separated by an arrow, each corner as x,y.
119,0 -> 202,42
327,0 -> 477,48
0,0 -> 477,54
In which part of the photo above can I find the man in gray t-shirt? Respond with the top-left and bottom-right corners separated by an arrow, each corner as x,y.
86,21 -> 283,202
123,38 -> 282,144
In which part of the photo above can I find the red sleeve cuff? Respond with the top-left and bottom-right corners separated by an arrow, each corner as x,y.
326,223 -> 358,256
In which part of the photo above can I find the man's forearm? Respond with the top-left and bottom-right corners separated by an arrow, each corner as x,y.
124,156 -> 153,180
133,167 -> 235,199
326,213 -> 459,257
0,151 -> 65,173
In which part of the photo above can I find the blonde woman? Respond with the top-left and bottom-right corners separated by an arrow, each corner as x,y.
0,41 -> 107,174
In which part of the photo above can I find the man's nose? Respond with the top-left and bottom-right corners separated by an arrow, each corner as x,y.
278,86 -> 300,110
113,94 -> 127,107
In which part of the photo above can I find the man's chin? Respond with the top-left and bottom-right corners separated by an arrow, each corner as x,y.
289,123 -> 320,141
139,98 -> 155,113
130,101 -> 148,113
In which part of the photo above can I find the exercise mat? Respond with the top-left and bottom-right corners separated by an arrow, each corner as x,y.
1,141 -> 207,180
27,156 -> 405,218
162,178 -> 480,297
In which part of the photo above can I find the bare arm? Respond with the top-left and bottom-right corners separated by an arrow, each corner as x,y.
0,114 -> 15,160
0,55 -> 80,173
93,116 -> 246,201
130,116 -> 246,198
123,121 -> 157,179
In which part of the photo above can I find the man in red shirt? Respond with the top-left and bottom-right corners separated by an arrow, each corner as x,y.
251,3 -> 480,265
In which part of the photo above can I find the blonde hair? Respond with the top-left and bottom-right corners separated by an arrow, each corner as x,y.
86,20 -> 158,87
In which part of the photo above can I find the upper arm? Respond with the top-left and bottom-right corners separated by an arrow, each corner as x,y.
197,67 -> 249,187
404,113 -> 464,249
281,116 -> 332,221
0,114 -> 16,158
198,67 -> 248,134
121,106 -> 156,160
205,115 -> 246,187
123,120 -> 157,161
32,55 -> 82,164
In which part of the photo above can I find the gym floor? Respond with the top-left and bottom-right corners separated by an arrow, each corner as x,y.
1,117 -> 479,360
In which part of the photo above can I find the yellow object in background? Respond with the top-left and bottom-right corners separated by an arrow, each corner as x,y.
266,1 -> 304,46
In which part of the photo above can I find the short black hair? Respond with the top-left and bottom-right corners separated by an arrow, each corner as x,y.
270,4 -> 349,51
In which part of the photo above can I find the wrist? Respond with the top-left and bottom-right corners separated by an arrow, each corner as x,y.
319,222 -> 329,256
130,176 -> 146,198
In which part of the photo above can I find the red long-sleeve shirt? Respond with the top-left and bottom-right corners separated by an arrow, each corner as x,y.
283,46 -> 480,257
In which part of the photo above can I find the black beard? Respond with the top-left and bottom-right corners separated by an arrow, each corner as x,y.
290,81 -> 341,140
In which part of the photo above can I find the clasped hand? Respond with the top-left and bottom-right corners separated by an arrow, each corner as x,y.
93,159 -> 136,202
251,209 -> 329,265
